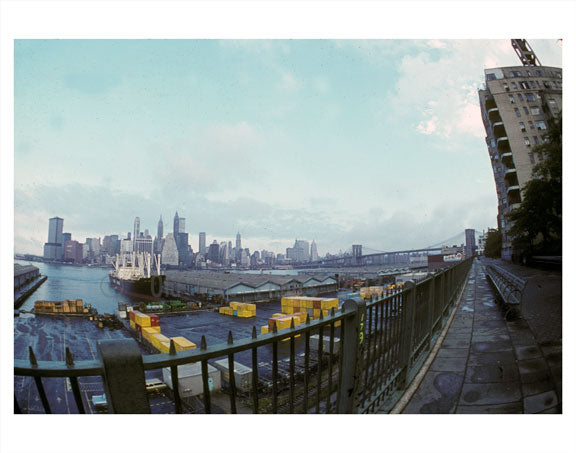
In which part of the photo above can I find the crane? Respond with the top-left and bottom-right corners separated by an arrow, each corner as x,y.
511,39 -> 541,67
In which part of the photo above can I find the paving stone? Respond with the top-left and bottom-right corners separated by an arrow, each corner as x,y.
446,327 -> 472,335
471,341 -> 513,353
468,351 -> 517,366
522,377 -> 555,397
465,365 -> 519,384
441,337 -> 471,349
520,370 -> 553,385
474,320 -> 506,329
518,358 -> 548,374
472,334 -> 511,343
459,382 -> 522,405
523,390 -> 558,414
509,331 -> 538,346
455,401 -> 523,414
436,348 -> 468,358
402,372 -> 463,414
514,345 -> 542,361
430,357 -> 468,373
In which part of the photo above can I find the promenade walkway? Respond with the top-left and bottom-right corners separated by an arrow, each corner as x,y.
400,258 -> 562,414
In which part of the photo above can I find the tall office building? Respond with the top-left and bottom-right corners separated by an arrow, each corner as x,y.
199,232 -> 206,256
157,215 -> 164,239
286,239 -> 310,262
133,217 -> 141,248
235,232 -> 242,260
208,240 -> 220,263
161,233 -> 179,266
43,217 -> 64,260
478,40 -> 562,260
310,240 -> 318,262
464,229 -> 476,258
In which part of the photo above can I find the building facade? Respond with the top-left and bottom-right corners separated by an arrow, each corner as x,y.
43,217 -> 64,260
479,45 -> 562,260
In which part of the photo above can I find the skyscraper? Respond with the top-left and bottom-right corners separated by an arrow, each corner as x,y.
43,217 -> 64,260
235,232 -> 242,260
133,217 -> 140,251
157,215 -> 164,239
478,39 -> 562,260
310,240 -> 318,262
199,232 -> 206,256
464,229 -> 476,258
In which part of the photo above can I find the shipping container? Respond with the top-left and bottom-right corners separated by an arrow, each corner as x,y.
309,334 -> 340,353
171,337 -> 197,351
213,359 -> 253,392
162,363 -> 221,398
149,314 -> 160,326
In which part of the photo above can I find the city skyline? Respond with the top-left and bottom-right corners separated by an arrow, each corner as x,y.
13,39 -> 562,256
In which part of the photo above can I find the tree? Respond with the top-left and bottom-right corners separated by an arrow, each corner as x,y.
507,113 -> 562,256
484,229 -> 502,258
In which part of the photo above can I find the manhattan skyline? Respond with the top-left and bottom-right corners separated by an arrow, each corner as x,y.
14,39 -> 562,256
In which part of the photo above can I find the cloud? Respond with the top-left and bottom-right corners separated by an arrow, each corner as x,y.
154,121 -> 264,194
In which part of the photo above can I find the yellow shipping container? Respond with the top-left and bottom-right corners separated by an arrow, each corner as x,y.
261,325 -> 269,335
135,313 -> 151,327
171,337 -> 197,351
142,326 -> 161,341
272,313 -> 284,318
313,309 -> 320,318
245,303 -> 256,311
151,333 -> 170,349
284,306 -> 293,314
129,320 -> 136,329
156,341 -> 170,353
320,298 -> 338,310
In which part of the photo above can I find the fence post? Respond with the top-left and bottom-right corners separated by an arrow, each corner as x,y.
427,277 -> 435,349
337,295 -> 366,414
398,280 -> 416,389
97,339 -> 150,414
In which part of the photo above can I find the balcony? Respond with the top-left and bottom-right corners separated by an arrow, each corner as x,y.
501,152 -> 514,166
492,122 -> 507,139
507,185 -> 521,205
504,168 -> 519,186
496,136 -> 510,153
487,107 -> 501,123
485,98 -> 497,111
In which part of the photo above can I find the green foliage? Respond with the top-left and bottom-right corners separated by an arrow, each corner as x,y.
507,114 -> 562,256
484,229 -> 502,258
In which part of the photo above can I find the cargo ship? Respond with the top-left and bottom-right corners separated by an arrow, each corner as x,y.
109,252 -> 166,300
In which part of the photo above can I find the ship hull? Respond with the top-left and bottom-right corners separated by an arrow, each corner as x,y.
109,274 -> 166,301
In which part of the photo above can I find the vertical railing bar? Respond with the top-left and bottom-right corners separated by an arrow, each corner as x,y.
272,340 -> 278,414
170,365 -> 182,414
33,376 -> 52,414
14,395 -> 22,414
201,359 -> 212,414
326,319 -> 335,413
289,333 -> 295,414
375,300 -> 386,396
251,346 -> 259,414
369,303 -> 379,397
335,312 -> 346,413
303,328 -> 311,413
228,353 -> 237,414
69,377 -> 85,414
315,324 -> 324,414
362,305 -> 372,401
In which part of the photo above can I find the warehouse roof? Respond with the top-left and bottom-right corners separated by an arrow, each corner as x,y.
14,263 -> 39,278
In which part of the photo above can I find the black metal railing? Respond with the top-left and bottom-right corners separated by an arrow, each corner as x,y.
14,258 -> 473,414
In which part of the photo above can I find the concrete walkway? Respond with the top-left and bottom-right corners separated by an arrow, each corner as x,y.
401,258 -> 562,414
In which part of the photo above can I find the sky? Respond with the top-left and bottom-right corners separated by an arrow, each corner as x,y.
14,39 -> 562,256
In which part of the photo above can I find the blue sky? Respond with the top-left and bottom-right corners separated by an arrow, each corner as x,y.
14,39 -> 562,256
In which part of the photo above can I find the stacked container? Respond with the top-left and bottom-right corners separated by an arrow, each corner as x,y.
171,337 -> 197,351
151,333 -> 171,353
280,296 -> 338,319
360,286 -> 384,299
142,326 -> 161,342
218,302 -> 256,318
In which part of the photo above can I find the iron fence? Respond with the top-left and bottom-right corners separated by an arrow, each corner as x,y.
14,258 -> 473,414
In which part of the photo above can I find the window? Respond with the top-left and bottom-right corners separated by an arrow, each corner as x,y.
526,70 -> 532,77
531,107 -> 541,115
535,70 -> 543,77
511,82 -> 518,89
519,122 -> 526,132
543,81 -> 552,89
536,80 -> 541,88
486,73 -> 496,81
529,153 -> 535,164
536,120 -> 547,130
555,72 -> 562,79
523,107 -> 530,115
509,94 -> 515,103
549,99 -> 558,109
509,70 -> 522,78
529,121 -> 535,129
533,136 -> 539,145
529,81 -> 536,89
514,108 -> 521,117
490,138 -> 496,148
517,93 -> 524,102
525,93 -> 536,102
524,137 -> 531,146
520,81 -> 529,89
